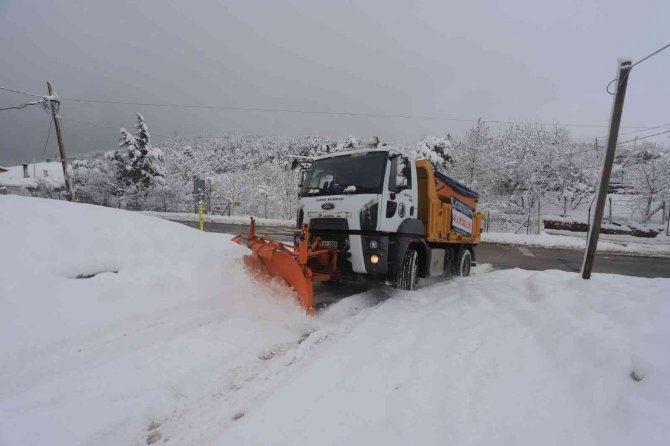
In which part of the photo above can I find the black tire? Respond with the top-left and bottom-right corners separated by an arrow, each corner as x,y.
395,246 -> 419,290
451,249 -> 472,277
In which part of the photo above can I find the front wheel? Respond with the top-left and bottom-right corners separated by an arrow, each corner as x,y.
451,248 -> 472,277
395,247 -> 419,290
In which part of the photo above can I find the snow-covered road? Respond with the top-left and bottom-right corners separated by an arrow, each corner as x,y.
1,196 -> 669,446
221,269 -> 670,445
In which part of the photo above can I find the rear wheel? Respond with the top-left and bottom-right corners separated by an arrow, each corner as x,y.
395,247 -> 419,290
451,249 -> 472,277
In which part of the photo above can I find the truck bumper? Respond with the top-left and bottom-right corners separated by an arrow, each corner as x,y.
298,230 -> 390,276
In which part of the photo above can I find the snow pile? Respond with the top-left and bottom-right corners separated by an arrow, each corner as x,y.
483,231 -> 670,258
0,161 -> 66,189
142,210 -> 295,227
0,196 -> 313,446
221,269 -> 670,445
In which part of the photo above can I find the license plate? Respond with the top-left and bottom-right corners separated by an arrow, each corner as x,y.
321,240 -> 338,248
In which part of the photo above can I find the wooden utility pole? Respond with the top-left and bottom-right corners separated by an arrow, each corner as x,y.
47,81 -> 74,201
582,59 -> 632,279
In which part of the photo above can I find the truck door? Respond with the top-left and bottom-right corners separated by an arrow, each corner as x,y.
380,155 -> 418,232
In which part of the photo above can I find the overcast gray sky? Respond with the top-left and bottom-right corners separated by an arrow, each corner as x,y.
1,0 -> 668,165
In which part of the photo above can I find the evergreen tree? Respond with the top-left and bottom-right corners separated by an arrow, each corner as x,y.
110,113 -> 165,189
134,113 -> 151,150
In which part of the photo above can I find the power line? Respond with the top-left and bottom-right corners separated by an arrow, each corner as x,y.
576,122 -> 670,141
41,119 -> 53,158
607,41 -> 670,94
0,101 -> 42,111
617,129 -> 670,146
0,86 -> 47,99
619,122 -> 670,137
60,97 -> 654,129
631,42 -> 670,69
59,116 -> 173,139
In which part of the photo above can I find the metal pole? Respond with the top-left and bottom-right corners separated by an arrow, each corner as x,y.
582,59 -> 632,279
198,201 -> 204,231
47,82 -> 74,201
608,196 -> 612,221
536,195 -> 541,234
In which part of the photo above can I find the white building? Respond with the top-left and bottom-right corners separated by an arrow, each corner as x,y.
0,161 -> 68,199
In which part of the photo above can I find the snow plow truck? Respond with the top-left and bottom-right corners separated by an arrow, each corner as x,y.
233,144 -> 483,315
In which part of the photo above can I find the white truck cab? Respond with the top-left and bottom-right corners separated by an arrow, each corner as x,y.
295,148 -> 424,278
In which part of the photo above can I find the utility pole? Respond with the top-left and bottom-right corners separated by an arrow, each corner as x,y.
582,59 -> 632,279
47,82 -> 74,201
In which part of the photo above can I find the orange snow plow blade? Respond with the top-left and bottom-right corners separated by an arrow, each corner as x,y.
232,218 -> 337,315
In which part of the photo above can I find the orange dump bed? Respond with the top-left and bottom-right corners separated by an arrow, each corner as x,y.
415,160 -> 482,244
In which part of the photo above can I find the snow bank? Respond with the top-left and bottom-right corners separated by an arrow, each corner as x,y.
483,231 -> 670,258
221,269 -> 670,446
141,210 -> 295,227
0,196 -> 313,446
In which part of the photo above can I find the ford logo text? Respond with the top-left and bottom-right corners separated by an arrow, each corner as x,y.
321,202 -> 335,210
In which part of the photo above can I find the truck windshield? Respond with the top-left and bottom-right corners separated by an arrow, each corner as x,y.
300,151 -> 388,196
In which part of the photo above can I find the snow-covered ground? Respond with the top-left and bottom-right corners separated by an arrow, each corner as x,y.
2,196 -> 669,445
141,210 -> 294,227
0,196 -> 318,445
483,231 -> 670,258
222,269 -> 670,446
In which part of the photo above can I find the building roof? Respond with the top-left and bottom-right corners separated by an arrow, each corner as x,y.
0,162 -> 66,189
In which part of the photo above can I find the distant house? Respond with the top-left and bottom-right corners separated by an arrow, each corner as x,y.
0,160 -> 68,198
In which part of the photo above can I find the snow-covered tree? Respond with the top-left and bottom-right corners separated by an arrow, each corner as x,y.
624,143 -> 670,221
410,136 -> 454,172
455,119 -> 491,187
109,113 -> 165,190
71,156 -> 120,205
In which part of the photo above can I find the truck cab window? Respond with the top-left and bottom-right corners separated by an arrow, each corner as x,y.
389,156 -> 412,192
300,151 -> 388,196
316,172 -> 334,189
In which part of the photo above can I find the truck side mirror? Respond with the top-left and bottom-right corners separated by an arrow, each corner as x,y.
388,156 -> 399,193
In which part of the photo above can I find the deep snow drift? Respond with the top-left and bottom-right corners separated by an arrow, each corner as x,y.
1,196 -> 669,446
0,196 -> 320,446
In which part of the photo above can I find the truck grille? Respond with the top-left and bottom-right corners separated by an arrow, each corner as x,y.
309,218 -> 349,252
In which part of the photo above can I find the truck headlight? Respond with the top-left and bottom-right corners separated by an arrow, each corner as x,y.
370,254 -> 380,264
